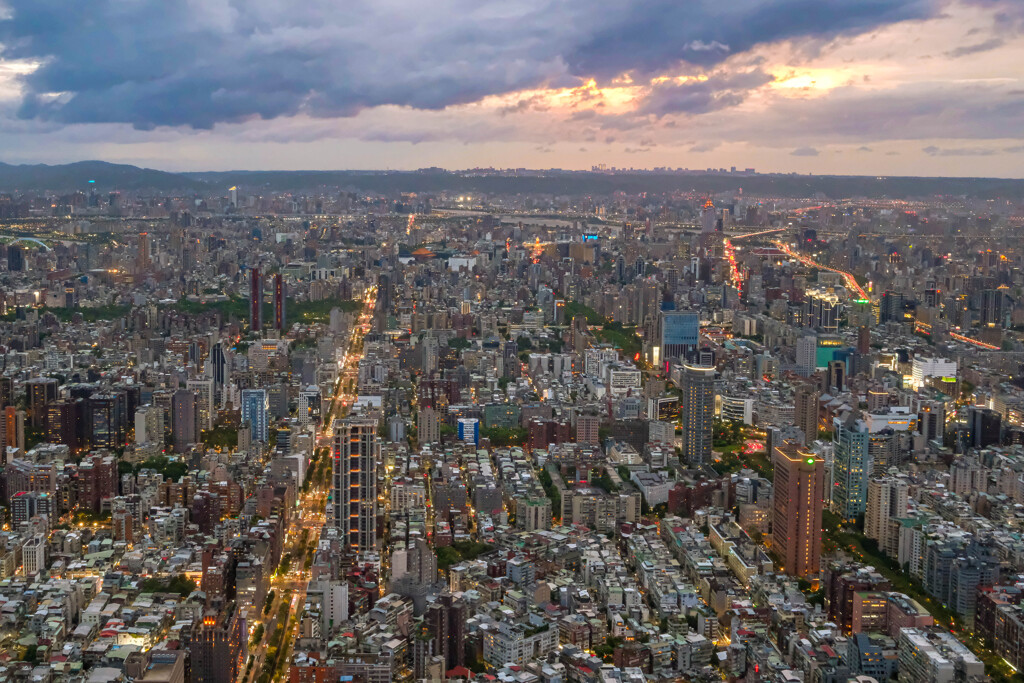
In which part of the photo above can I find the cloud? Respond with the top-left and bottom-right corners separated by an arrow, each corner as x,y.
635,68 -> 775,117
923,145 -> 997,156
945,37 -> 1005,58
688,141 -> 721,153
791,146 -> 820,156
0,0 -> 943,130
857,145 -> 873,152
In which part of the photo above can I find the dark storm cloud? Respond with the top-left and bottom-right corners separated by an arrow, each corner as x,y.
0,0 -> 943,129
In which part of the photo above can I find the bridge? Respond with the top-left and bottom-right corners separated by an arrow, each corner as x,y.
0,236 -> 52,251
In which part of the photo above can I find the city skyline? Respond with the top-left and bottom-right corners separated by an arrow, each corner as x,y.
0,1 -> 1021,176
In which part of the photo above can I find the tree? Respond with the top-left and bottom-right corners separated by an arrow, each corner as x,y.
263,590 -> 276,614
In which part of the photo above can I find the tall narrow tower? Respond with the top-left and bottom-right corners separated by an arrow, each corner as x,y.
274,273 -> 286,331
250,267 -> 262,332
333,417 -> 379,553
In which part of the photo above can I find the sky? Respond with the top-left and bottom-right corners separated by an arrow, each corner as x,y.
0,0 -> 1022,176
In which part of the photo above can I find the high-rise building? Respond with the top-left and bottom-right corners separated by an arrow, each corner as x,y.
274,273 -> 286,331
576,414 -> 601,446
660,310 -> 700,366
136,232 -> 150,273
426,593 -> 466,673
88,393 -> 124,450
241,389 -> 269,443
249,267 -> 262,332
46,400 -> 80,452
210,343 -> 227,388
981,289 -> 1004,326
827,359 -> 846,392
794,385 -> 819,446
0,376 -> 12,409
187,379 -> 215,432
771,441 -> 825,580
700,198 -> 716,234
134,405 -> 164,445
857,325 -> 871,355
27,377 -> 58,429
917,400 -> 945,444
7,245 -> 24,272
332,417 -> 379,553
865,476 -> 909,546
969,407 -> 1001,449
679,364 -> 715,465
418,407 -> 440,445
3,406 -> 25,457
171,389 -> 197,453
832,413 -> 871,522
192,604 -> 244,683
795,334 -> 817,377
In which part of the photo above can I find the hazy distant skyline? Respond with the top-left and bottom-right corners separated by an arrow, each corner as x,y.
0,0 -> 1022,176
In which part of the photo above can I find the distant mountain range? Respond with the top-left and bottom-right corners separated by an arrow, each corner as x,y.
2,160 -> 1024,199
0,160 -> 206,192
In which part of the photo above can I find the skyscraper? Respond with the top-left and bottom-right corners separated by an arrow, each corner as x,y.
832,412 -> 870,522
274,273 -> 286,331
7,245 -> 24,272
660,310 -> 699,366
240,389 -> 269,443
171,389 -> 197,453
680,364 -> 715,465
136,232 -> 150,273
210,342 -> 227,388
771,440 -> 825,580
27,377 -> 58,429
426,593 -> 466,673
332,417 -> 379,553
249,267 -> 262,331
187,378 -> 214,432
192,604 -> 244,683
795,334 -> 817,377
700,198 -> 716,233
794,384 -> 819,446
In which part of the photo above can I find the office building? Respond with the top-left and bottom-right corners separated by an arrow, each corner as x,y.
27,377 -> 58,429
332,417 -> 379,553
457,417 -> 479,446
679,364 -> 715,465
832,413 -> 870,522
660,311 -> 700,365
192,604 -> 244,683
240,389 -> 269,443
771,441 -> 825,580
969,407 -> 1001,449
88,393 -> 124,450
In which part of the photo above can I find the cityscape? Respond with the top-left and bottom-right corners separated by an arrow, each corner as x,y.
1,1 -> 1024,683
